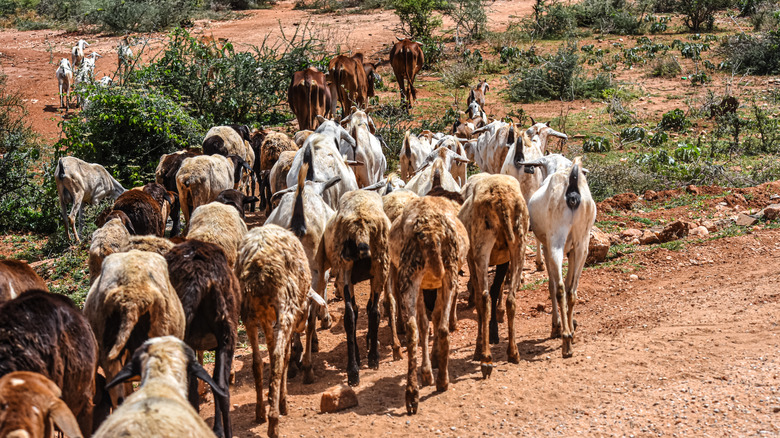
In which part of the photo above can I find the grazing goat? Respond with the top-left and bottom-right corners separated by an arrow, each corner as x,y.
71,40 -> 89,68
165,240 -> 239,438
400,131 -> 433,182
0,290 -> 98,436
518,155 -> 596,357
312,190 -> 390,386
0,371 -> 83,438
176,154 -> 248,230
186,201 -> 247,269
111,188 -> 168,237
215,189 -> 258,219
94,336 -> 225,438
458,174 -> 529,377
390,38 -> 424,110
56,58 -> 73,110
84,250 -> 185,408
388,195 -> 469,414
75,52 -> 101,87
55,156 -> 126,243
465,120 -> 516,174
525,118 -> 568,154
236,225 -> 321,438
156,150 -> 201,236
341,110 -> 386,187
406,155 -> 462,196
467,79 -> 489,110
0,260 -> 47,303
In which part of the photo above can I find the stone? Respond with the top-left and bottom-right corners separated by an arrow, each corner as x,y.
621,228 -> 643,239
629,274 -> 639,281
320,385 -> 358,413
735,213 -> 758,227
586,226 -> 610,265
657,220 -> 690,243
689,226 -> 709,237
686,185 -> 700,195
644,190 -> 658,201
701,220 -> 717,232
761,204 -> 780,221
639,230 -> 660,245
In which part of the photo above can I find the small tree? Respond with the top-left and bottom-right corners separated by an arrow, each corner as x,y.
442,0 -> 488,44
676,0 -> 729,31
393,0 -> 443,39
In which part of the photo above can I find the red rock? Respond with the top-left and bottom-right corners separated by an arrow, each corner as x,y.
657,220 -> 690,243
735,213 -> 758,227
320,385 -> 358,413
639,230 -> 660,245
586,226 -> 610,265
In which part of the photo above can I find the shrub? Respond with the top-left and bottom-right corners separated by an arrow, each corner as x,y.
605,94 -> 636,124
675,0 -> 729,31
523,0 -> 577,39
583,136 -> 612,152
89,0 -> 196,32
58,85 -> 204,187
651,54 -> 682,77
748,1 -> 780,30
574,0 -> 645,35
440,62 -> 478,88
393,0 -> 443,40
0,73 -> 58,233
620,126 -> 646,144
719,31 -> 780,75
443,0 -> 488,42
658,108 -> 691,132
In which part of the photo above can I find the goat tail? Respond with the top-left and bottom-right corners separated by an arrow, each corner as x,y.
403,47 -> 416,100
565,163 -> 581,210
496,197 -> 516,244
421,234 -> 445,279
302,142 -> 315,181
402,131 -> 412,158
107,305 -> 139,361
291,163 -> 308,237
55,158 -> 66,181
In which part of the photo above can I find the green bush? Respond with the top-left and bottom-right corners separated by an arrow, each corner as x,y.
0,73 -> 58,233
651,54 -> 682,77
658,108 -> 691,132
58,85 -> 203,187
523,0 -> 577,39
507,42 -> 613,102
393,0 -> 443,39
719,31 -> 780,75
583,136 -> 612,152
443,0 -> 488,42
574,0 -> 645,35
90,0 -> 196,32
675,0 -> 729,31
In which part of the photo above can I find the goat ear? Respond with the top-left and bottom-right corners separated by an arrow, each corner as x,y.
529,116 -> 536,125
48,398 -> 83,438
187,357 -> 227,398
242,196 -> 259,204
582,168 -> 590,176
546,121 -> 551,127
123,217 -> 136,235
106,352 -> 142,390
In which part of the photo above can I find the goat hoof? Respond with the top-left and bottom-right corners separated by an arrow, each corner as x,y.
489,331 -> 500,345
267,416 -> 280,438
287,363 -> 299,379
435,377 -> 449,392
368,355 -> 379,370
303,366 -> 315,385
255,411 -> 267,424
320,314 -> 332,330
507,347 -> 520,364
496,309 -> 506,324
347,369 -> 360,387
562,335 -> 574,358
550,325 -> 561,339
392,347 -> 402,361
421,369 -> 434,387
480,362 -> 494,379
405,388 -> 419,415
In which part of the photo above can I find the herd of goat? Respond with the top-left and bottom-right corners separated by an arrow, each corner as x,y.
0,36 -> 597,438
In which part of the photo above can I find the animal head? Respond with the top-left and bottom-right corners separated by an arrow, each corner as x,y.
0,371 -> 83,438
525,118 -> 568,152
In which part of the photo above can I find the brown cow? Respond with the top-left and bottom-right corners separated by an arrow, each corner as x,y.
288,67 -> 332,131
389,38 -> 424,110
328,54 -> 369,117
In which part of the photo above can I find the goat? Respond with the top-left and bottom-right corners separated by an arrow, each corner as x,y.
254,131 -> 298,212
111,188 -> 169,237
71,40 -> 89,68
519,156 -> 596,357
467,79 -> 489,110
236,225 -> 322,438
88,217 -> 132,284
269,150 -> 297,195
176,154 -> 249,230
340,110 -> 386,188
458,174 -> 529,377
412,145 -> 470,188
117,36 -> 133,76
56,58 -> 73,110
312,190 -> 391,386
186,201 -> 247,269
388,195 -> 469,414
94,336 -> 225,438
84,250 -> 185,408
0,290 -> 98,436
156,150 -> 201,237
0,371 -> 83,438
524,118 -> 568,154
406,155 -> 462,196
0,260 -> 47,304
165,240 -> 239,438
202,125 -> 256,197
465,120 -> 516,174
55,156 -> 126,243
400,131 -> 433,182
75,52 -> 101,87
215,189 -> 258,219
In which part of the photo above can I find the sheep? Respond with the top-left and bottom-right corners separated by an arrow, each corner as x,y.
136,182 -> 175,229
399,131 -> 433,182
311,189 -> 391,386
0,260 -> 48,304
123,235 -> 175,255
176,153 -> 249,230
186,201 -> 248,269
156,150 -> 201,237
0,371 -> 83,438
458,174 -> 529,377
111,187 -> 169,237
285,132 -> 359,210
0,290 -> 98,436
269,150 -> 297,194
467,79 -> 489,110
94,336 -> 225,438
406,155 -> 461,196
89,217 -> 132,284
55,156 -> 126,243
294,130 -> 314,147
236,225 -> 321,438
71,40 -> 89,68
202,125 -> 256,194
340,110 -> 386,188
518,156 -> 596,357
388,195 -> 469,414
165,240 -> 239,438
215,189 -> 258,219
84,250 -> 185,408
56,58 -> 73,110
412,145 -> 470,188
255,131 -> 298,212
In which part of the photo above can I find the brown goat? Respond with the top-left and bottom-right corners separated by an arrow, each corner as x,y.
458,174 -> 529,377
467,79 -> 489,110
0,290 -> 98,436
112,190 -> 165,237
166,240 -> 239,438
156,150 -> 201,237
236,225 -> 318,438
388,196 -> 469,414
312,190 -> 391,386
0,260 -> 48,304
0,371 -> 83,438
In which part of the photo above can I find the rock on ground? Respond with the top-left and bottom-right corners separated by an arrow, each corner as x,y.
587,226 -> 610,265
321,384 -> 359,413
657,220 -> 691,243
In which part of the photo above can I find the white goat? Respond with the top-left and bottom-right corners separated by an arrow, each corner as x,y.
71,39 -> 89,69
76,52 -> 101,86
55,156 -> 126,243
520,156 -> 596,358
465,120 -> 515,174
341,110 -> 386,188
399,131 -> 433,182
55,58 -> 73,110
